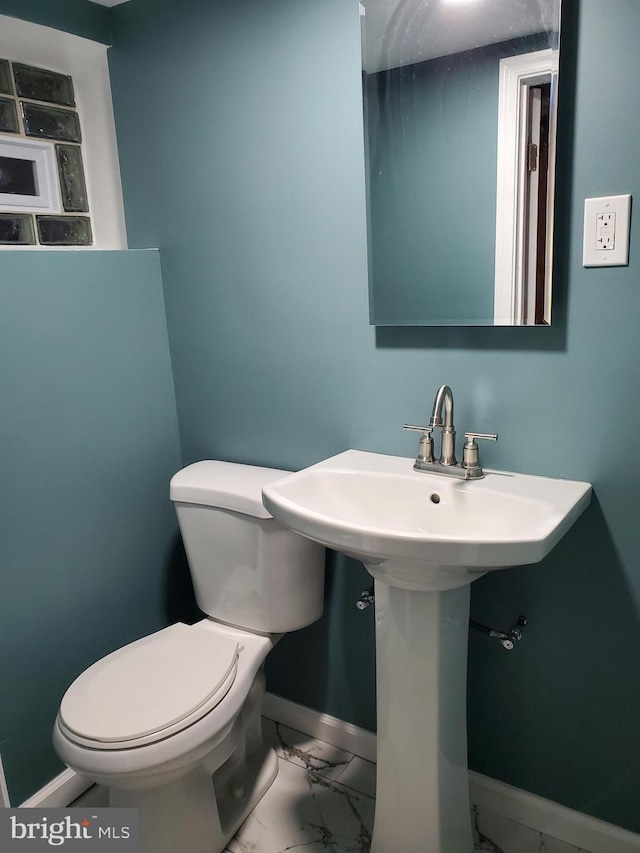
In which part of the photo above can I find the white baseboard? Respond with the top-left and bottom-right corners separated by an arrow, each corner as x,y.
20,768 -> 92,809
16,694 -> 640,853
0,755 -> 11,808
263,692 -> 640,853
469,771 -> 640,853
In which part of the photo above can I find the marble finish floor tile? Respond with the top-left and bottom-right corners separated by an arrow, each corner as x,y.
263,718 -> 377,798
70,785 -> 109,808
263,718 -> 353,783
227,756 -> 374,853
71,721 -> 594,853
333,756 -> 376,799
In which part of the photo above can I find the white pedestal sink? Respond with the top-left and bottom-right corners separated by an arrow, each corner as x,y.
262,450 -> 591,853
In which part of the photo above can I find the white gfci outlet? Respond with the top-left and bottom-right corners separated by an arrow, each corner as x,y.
596,212 -> 615,251
583,194 -> 631,266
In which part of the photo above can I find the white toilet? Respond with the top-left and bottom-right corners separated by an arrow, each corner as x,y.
53,460 -> 325,853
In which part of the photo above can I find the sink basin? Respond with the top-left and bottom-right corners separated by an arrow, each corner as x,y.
262,448 -> 592,852
262,449 -> 591,591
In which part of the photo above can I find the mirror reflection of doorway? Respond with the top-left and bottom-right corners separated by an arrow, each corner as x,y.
527,82 -> 551,325
361,0 -> 562,327
494,50 -> 558,325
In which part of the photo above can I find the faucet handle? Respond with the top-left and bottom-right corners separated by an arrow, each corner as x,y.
462,432 -> 498,476
464,432 -> 498,442
403,424 -> 435,464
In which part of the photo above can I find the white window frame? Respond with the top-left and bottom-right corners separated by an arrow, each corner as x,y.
493,49 -> 558,325
0,137 -> 61,213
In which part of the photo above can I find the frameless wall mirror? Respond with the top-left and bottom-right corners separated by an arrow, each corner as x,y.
361,0 -> 561,326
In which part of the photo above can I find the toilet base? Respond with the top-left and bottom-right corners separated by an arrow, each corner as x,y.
110,744 -> 278,853
102,665 -> 278,853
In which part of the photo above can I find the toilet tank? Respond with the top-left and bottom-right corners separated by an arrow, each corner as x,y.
170,461 -> 325,634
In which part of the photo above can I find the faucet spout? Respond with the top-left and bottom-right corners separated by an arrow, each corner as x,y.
429,384 -> 454,429
429,384 -> 457,465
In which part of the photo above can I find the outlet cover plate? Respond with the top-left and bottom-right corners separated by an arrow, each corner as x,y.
583,194 -> 631,267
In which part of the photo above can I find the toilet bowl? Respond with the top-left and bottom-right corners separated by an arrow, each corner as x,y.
53,461 -> 325,853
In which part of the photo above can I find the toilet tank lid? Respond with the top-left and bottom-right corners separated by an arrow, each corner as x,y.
170,460 -> 289,518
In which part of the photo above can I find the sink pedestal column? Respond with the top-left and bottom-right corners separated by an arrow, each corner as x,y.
370,578 -> 473,853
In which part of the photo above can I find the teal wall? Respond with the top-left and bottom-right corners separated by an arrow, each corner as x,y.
0,251 -> 184,803
0,0 -> 110,44
109,0 -> 640,833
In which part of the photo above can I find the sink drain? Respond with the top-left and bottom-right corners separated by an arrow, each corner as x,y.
430,493 -> 441,504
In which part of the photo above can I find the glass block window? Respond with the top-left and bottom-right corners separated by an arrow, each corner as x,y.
0,58 -> 92,246
0,97 -> 19,133
13,64 -> 75,107
0,212 -> 35,244
0,60 -> 12,96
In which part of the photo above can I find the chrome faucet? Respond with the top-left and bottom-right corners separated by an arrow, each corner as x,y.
429,384 -> 457,465
404,384 -> 498,480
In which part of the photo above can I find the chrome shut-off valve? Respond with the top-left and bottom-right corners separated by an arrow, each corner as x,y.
470,615 -> 529,651
356,587 -> 375,610
500,615 -> 528,650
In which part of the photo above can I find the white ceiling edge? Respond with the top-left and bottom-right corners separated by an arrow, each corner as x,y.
85,0 -> 131,7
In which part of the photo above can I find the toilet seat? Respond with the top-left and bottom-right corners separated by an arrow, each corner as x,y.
59,623 -> 239,750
